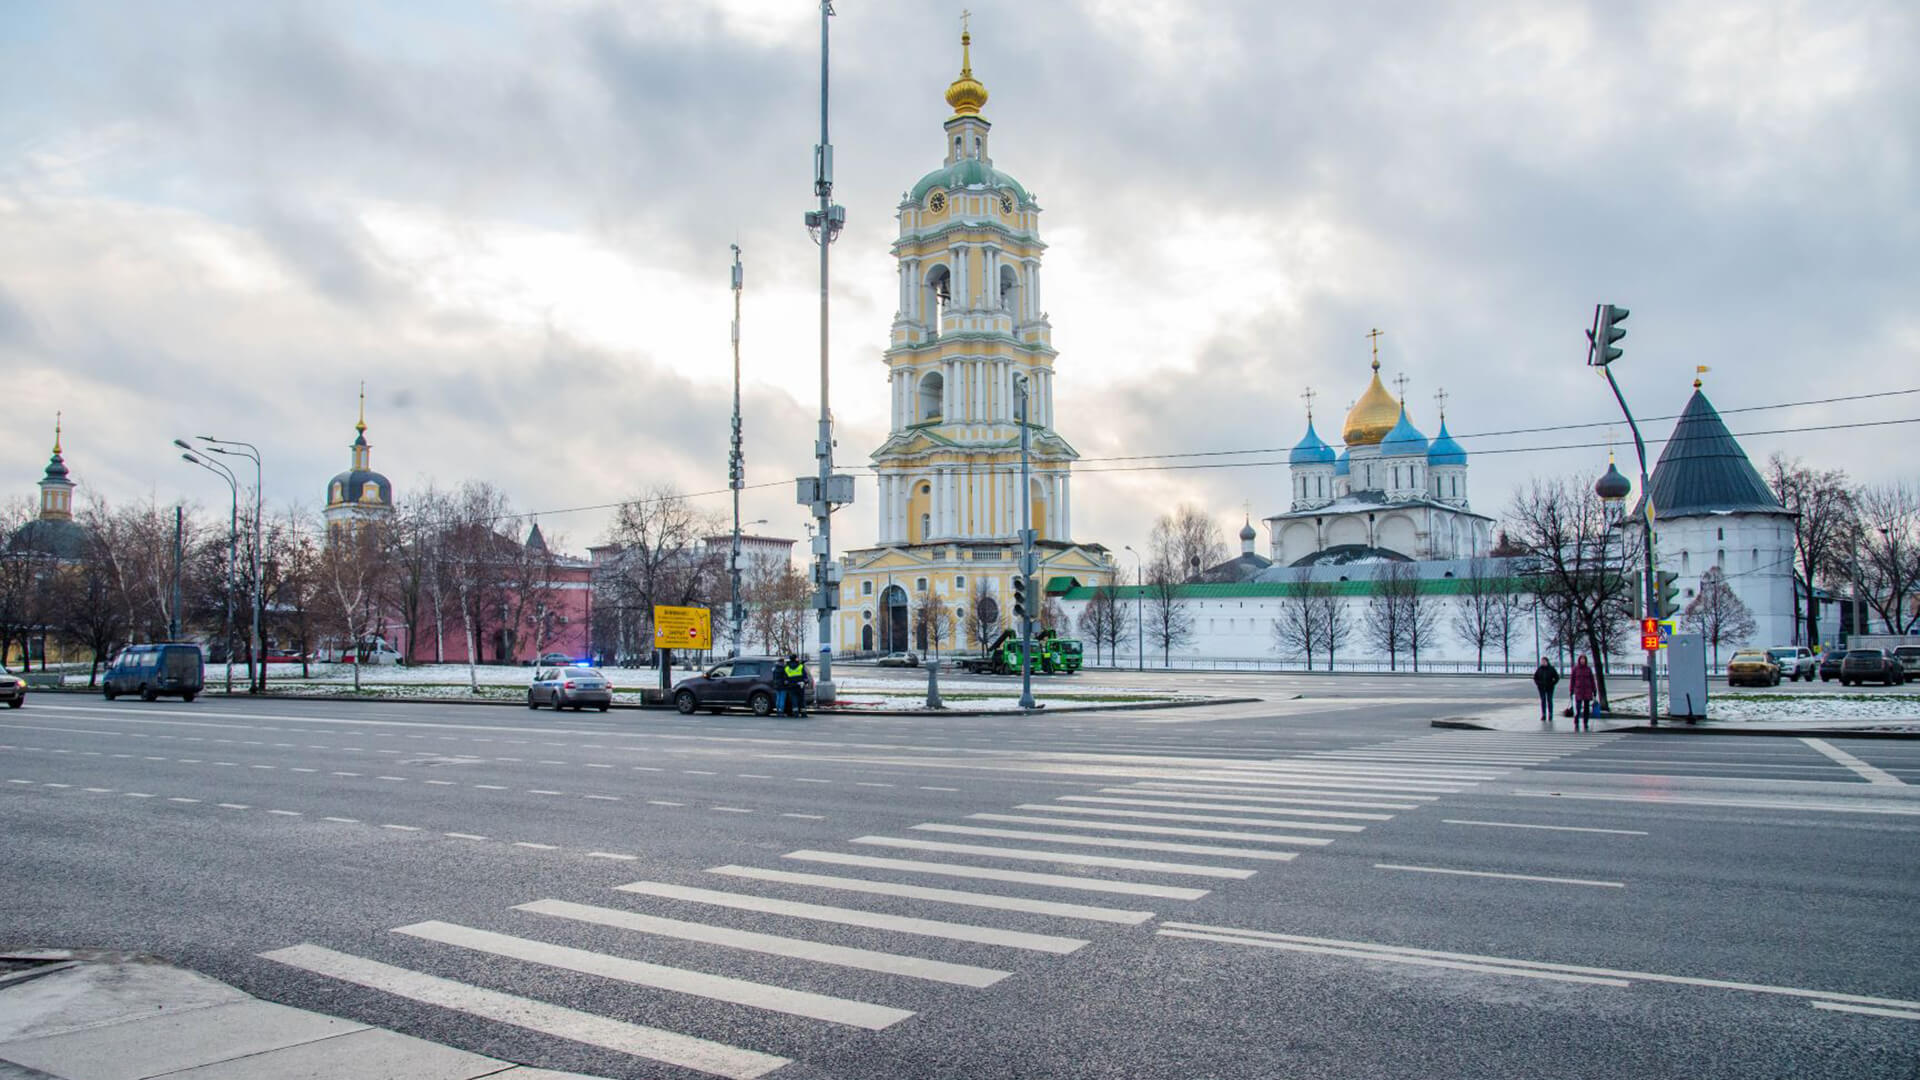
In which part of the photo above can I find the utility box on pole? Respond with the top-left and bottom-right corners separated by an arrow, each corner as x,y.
1667,633 -> 1709,721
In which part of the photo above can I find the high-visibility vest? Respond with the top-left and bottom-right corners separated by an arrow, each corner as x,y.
784,663 -> 805,680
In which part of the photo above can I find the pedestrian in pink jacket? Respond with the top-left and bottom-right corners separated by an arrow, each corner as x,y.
1570,655 -> 1597,731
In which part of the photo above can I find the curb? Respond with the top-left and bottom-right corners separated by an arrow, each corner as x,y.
1616,724 -> 1920,740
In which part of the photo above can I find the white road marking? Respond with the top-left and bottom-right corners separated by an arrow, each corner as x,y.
612,880 -> 1088,954
649,800 -> 685,807
709,865 -> 1154,925
167,797 -> 199,803
331,771 -> 361,777
290,767 -> 317,773
711,807 -> 754,814
781,813 -> 825,820
1812,1001 -> 1920,1020
1801,738 -> 1904,785
218,803 -> 248,809
523,898 -> 1014,985
445,832 -> 487,840
392,921 -> 913,1030
84,787 -> 113,793
1008,805 -> 1367,833
587,851 -> 637,860
1374,863 -> 1624,888
126,792 -> 155,798
1511,790 -> 1920,816
514,842 -> 559,850
920,786 -> 960,792
1159,929 -> 1631,986
267,809 -> 301,816
424,779 -> 454,786
381,824 -> 421,832
1443,819 -> 1648,836
585,794 -> 620,801
1158,923 -> 1920,1013
1070,794 -> 1394,819
475,784 -> 507,790
786,850 -> 1214,898
853,835 -> 1263,876
324,817 -> 359,823
528,789 -> 565,796
914,823 -> 1312,858
1131,784 -> 1433,807
258,943 -> 788,1080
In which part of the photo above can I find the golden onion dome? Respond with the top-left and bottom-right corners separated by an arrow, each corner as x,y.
1342,364 -> 1402,446
945,30 -> 988,117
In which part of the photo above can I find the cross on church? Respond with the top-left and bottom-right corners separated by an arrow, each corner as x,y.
1299,386 -> 1317,419
1433,386 -> 1449,420
1392,372 -> 1410,399
1365,328 -> 1384,371
960,9 -> 970,33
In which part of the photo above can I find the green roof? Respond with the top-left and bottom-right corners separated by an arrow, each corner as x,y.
1062,577 -> 1535,602
909,159 -> 1030,203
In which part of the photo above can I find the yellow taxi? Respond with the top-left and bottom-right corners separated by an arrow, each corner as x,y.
1727,649 -> 1781,687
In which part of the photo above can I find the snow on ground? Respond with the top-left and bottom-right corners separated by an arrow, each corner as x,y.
1708,691 -> 1920,724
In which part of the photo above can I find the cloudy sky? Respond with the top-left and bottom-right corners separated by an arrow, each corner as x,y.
4,0 -> 1915,560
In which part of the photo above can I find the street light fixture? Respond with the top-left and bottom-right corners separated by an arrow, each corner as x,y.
178,443 -> 238,694
198,436 -> 264,693
1123,544 -> 1143,673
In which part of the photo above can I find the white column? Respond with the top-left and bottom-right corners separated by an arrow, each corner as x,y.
1030,264 -> 1043,316
969,469 -> 981,538
1061,475 -> 1072,540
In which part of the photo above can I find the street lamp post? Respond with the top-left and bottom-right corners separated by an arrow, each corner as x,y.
199,437 -> 263,693
1123,544 -> 1143,672
802,0 -> 848,705
1016,376 -> 1035,711
1587,304 -> 1658,726
178,442 -> 237,694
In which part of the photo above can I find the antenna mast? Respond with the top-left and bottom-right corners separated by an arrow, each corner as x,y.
729,245 -> 745,658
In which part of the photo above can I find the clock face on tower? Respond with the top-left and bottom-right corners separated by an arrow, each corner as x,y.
928,192 -> 946,213
1000,193 -> 1014,213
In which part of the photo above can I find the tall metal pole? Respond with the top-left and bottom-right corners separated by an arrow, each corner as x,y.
202,439 -> 264,692
1017,377 -> 1035,710
1599,365 -> 1659,726
170,505 -> 183,641
729,244 -> 746,658
180,445 -> 238,694
805,1 -> 844,704
1124,545 -> 1143,672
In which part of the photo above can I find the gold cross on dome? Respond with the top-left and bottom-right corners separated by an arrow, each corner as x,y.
1365,327 -> 1384,371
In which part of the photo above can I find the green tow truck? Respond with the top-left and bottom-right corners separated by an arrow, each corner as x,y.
953,630 -> 1083,675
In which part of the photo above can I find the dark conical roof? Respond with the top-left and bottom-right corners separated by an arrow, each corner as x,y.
525,521 -> 547,552
1636,389 -> 1785,518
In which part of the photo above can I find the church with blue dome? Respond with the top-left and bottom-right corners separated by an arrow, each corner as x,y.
323,386 -> 394,540
1264,331 -> 1492,566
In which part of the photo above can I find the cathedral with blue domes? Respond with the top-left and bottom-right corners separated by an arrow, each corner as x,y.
1264,333 -> 1492,566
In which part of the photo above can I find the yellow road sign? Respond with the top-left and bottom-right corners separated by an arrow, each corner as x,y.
653,605 -> 712,650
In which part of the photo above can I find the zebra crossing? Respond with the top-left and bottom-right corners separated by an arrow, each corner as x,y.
259,731 -> 1593,1078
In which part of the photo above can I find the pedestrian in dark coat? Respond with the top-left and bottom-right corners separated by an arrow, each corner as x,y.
1532,659 -> 1560,724
1570,655 -> 1597,731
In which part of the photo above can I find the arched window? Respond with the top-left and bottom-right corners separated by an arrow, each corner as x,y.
999,265 -> 1019,312
862,625 -> 874,651
918,371 -> 944,422
331,482 -> 343,504
924,265 -> 951,330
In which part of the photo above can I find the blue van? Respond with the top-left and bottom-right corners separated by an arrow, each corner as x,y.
102,644 -> 205,702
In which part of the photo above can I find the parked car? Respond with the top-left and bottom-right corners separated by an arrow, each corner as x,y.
672,656 -> 812,717
1895,646 -> 1920,679
527,666 -> 612,711
1726,650 -> 1781,687
1839,648 -> 1905,687
102,644 -> 205,702
876,651 -> 920,668
535,652 -> 575,667
1,667 -> 24,709
1818,650 -> 1848,682
1766,646 -> 1815,682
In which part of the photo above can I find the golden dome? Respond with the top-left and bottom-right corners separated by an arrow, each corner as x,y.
945,30 -> 988,117
1342,365 -> 1402,446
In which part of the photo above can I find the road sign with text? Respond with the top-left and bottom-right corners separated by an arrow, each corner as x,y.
653,605 -> 712,650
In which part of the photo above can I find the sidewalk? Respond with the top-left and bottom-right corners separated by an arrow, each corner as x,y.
0,951 -> 602,1080
1440,702 -> 1920,737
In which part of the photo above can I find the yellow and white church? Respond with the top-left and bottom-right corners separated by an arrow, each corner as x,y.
837,27 -> 1115,654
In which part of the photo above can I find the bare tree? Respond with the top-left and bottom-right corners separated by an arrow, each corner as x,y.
1077,584 -> 1128,666
1315,582 -> 1354,669
266,506 -> 321,677
1451,557 -> 1505,671
968,580 -> 1001,652
913,590 -> 955,659
1142,556 -> 1193,666
1363,561 -> 1412,670
1856,481 -> 1920,634
1151,505 -> 1228,583
0,497 -> 44,669
1683,566 -> 1757,667
314,522 -> 390,692
1766,454 -> 1857,647
597,486 -> 723,663
1489,579 -> 1525,673
1271,567 -> 1323,670
1506,477 -> 1636,708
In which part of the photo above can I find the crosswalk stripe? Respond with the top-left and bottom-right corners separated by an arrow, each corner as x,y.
1133,782 -> 1438,803
392,920 -> 914,1030
968,813 -> 1349,844
1224,763 -> 1504,780
783,850 -> 1214,898
1013,804 -> 1368,832
609,880 -> 1089,954
518,899 -> 1011,986
1165,772 -> 1467,793
1108,787 -> 1423,810
707,865 -> 1154,925
258,943 -> 788,1080
1067,795 -> 1394,820
853,835 -> 1265,875
912,823 -> 1314,858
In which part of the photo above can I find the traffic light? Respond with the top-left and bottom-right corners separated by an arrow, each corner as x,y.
1654,570 -> 1681,619
1012,577 -> 1028,621
1640,617 -> 1661,651
1587,304 -> 1629,366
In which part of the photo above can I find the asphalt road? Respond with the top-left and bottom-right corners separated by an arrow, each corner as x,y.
3,681 -> 1916,1079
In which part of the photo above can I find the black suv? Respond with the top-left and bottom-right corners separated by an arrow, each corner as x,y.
673,657 -> 812,716
1839,648 -> 1905,687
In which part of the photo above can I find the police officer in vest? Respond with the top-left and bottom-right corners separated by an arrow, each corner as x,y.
781,654 -> 808,717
